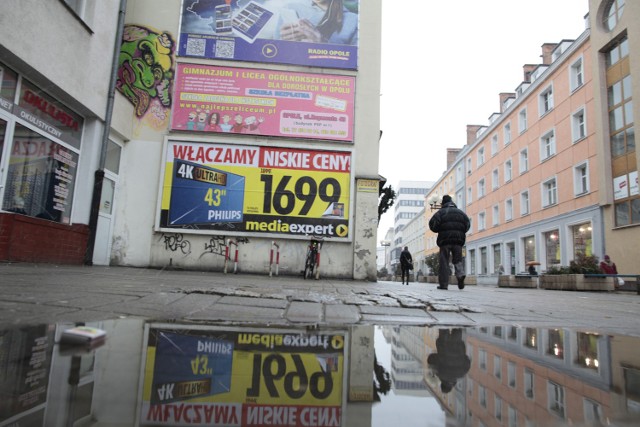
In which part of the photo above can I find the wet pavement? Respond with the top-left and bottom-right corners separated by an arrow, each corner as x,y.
1,262 -> 639,336
2,263 -> 640,426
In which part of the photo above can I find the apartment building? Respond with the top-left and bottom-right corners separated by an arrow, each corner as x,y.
424,1 -> 640,278
390,180 -> 432,271
464,31 -> 600,277
589,0 -> 640,273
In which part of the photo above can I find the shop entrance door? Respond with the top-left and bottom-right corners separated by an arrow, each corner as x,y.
92,140 -> 122,265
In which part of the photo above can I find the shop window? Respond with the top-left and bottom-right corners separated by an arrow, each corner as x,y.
576,332 -> 599,371
544,230 -> 560,267
2,124 -> 78,223
548,329 -> 564,360
571,222 -> 592,258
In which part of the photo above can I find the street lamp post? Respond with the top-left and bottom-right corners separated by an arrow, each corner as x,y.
380,240 -> 391,272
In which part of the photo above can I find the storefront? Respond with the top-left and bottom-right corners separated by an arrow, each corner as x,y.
0,61 -> 89,263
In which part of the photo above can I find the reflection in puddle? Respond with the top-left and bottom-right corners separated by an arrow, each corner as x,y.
1,321 -> 639,426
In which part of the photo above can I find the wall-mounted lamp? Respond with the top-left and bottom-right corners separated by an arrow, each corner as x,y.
428,195 -> 442,211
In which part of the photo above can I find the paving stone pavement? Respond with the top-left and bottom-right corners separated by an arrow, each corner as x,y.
1,262 -> 639,336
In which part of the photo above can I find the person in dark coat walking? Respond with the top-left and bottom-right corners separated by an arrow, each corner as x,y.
428,195 -> 471,290
427,328 -> 471,393
399,246 -> 413,285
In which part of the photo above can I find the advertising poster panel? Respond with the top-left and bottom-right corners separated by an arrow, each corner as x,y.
140,326 -> 346,427
159,140 -> 351,239
178,0 -> 359,70
171,64 -> 355,142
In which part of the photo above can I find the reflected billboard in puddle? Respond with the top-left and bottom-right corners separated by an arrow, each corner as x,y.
1,321 -> 639,426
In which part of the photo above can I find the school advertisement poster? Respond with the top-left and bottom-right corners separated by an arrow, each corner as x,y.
171,64 -> 355,142
140,326 -> 345,426
159,140 -> 351,239
178,0 -> 359,70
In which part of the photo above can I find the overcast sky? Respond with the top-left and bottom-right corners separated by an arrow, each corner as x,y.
377,0 -> 589,235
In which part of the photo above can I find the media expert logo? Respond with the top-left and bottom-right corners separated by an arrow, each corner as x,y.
237,333 -> 345,351
245,220 -> 348,238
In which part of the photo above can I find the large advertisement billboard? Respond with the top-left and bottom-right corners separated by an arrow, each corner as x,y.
158,140 -> 351,239
178,0 -> 359,70
140,325 -> 346,426
171,64 -> 355,142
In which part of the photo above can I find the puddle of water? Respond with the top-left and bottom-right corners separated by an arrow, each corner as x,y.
1,320 -> 639,426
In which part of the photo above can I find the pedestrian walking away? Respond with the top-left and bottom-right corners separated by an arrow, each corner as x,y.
400,246 -> 413,285
427,328 -> 471,393
428,195 -> 471,290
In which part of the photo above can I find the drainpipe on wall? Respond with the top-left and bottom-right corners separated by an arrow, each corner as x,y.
84,0 -> 127,265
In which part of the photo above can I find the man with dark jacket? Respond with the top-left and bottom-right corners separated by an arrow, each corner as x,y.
399,246 -> 413,285
428,195 -> 471,290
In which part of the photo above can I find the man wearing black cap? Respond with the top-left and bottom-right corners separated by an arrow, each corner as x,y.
428,195 -> 471,290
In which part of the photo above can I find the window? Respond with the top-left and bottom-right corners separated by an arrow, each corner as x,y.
467,157 -> 472,174
577,332 -> 600,371
493,241 -> 501,271
548,329 -> 565,359
520,190 -> 530,216
478,147 -> 485,165
478,178 -> 486,198
467,187 -> 472,204
505,159 -> 512,182
524,369 -> 534,399
572,107 -> 586,142
479,349 -> 487,370
584,399 -> 603,423
603,0 -> 625,32
492,205 -> 499,226
570,57 -> 584,91
469,249 -> 476,274
540,130 -> 556,160
1,70 -> 84,224
508,406 -> 518,427
574,161 -> 589,196
524,235 -> 536,264
495,394 -> 503,421
504,122 -> 512,145
492,169 -> 499,190
542,177 -> 558,207
478,212 -> 486,231
525,328 -> 538,350
518,108 -> 528,133
479,385 -> 487,408
62,0 -> 95,27
494,355 -> 502,380
548,381 -> 566,418
456,164 -> 464,183
539,85 -> 554,116
491,134 -> 499,156
519,149 -> 529,174
508,362 -> 516,388
480,246 -> 488,274
544,230 -> 560,267
571,222 -> 593,260
505,198 -> 513,221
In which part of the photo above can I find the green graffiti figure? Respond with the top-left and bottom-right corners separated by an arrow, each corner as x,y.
117,25 -> 174,117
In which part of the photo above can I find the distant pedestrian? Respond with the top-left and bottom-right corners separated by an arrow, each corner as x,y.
600,254 -> 618,274
528,264 -> 538,276
428,195 -> 471,290
400,246 -> 413,285
600,254 -> 621,288
498,264 -> 505,275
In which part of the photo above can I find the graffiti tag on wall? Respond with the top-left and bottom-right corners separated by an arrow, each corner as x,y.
117,25 -> 175,119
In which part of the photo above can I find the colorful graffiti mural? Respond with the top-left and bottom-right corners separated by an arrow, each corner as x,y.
117,25 -> 175,118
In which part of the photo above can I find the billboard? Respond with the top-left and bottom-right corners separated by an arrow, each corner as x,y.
159,140 -> 351,239
171,64 -> 355,142
178,0 -> 359,70
140,325 -> 346,426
